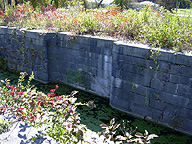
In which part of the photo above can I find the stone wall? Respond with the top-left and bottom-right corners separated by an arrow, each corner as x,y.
0,26 -> 191,135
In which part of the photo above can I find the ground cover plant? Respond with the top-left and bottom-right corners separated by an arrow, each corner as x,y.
0,2 -> 191,52
0,69 -> 192,144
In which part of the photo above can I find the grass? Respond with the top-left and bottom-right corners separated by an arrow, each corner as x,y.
0,69 -> 192,144
173,8 -> 192,15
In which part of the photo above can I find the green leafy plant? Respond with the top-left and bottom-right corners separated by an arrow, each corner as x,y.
99,118 -> 158,144
0,119 -> 11,134
0,72 -> 95,143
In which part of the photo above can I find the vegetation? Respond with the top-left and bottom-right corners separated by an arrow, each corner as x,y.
173,8 -> 192,14
0,2 -> 191,52
0,70 -> 159,143
1,69 -> 192,143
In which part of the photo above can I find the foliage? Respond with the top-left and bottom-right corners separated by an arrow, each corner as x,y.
0,3 -> 191,52
0,72 -> 92,143
0,119 -> 11,134
113,0 -> 136,10
99,118 -> 158,144
0,71 -> 159,143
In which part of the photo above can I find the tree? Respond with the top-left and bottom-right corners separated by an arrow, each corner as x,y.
157,0 -> 192,11
113,0 -> 136,10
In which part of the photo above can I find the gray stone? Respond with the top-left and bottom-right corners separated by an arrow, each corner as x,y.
130,103 -> 149,118
140,76 -> 151,86
160,92 -> 189,107
177,84 -> 192,98
176,53 -> 192,66
182,66 -> 192,77
141,68 -> 155,77
170,74 -> 181,84
158,51 -> 176,63
150,78 -> 163,91
182,119 -> 192,133
133,93 -> 147,106
0,26 -> 8,34
132,84 -> 147,96
169,64 -> 182,75
90,38 -> 97,46
163,82 -> 178,94
25,29 -> 43,39
7,27 -> 16,35
77,35 -> 90,45
110,95 -> 130,111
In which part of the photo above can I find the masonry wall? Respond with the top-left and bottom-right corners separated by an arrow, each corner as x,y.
0,26 -> 191,135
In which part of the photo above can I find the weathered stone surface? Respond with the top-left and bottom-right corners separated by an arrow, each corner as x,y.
1,28 -> 192,135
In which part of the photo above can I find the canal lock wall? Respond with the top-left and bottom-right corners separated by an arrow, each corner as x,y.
0,26 -> 192,135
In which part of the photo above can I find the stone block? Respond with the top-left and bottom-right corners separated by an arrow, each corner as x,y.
169,64 -> 182,75
112,43 -> 119,53
122,81 -> 133,92
177,84 -> 192,98
187,99 -> 192,109
176,53 -> 192,66
103,47 -> 112,56
142,68 -> 155,77
0,26 -> 8,34
25,29 -> 43,39
144,59 -> 156,69
154,70 -> 169,81
180,76 -> 192,86
104,55 -> 112,63
182,66 -> 192,77
149,99 -> 166,111
130,103 -> 149,117
121,63 -> 132,72
90,46 -> 101,54
150,78 -> 163,91
90,37 -> 97,46
113,78 -> 123,88
160,92 -> 189,107
179,108 -> 192,119
7,27 -> 16,35
49,71 -> 60,81
182,119 -> 192,133
122,44 -> 149,58
131,64 -> 143,75
112,68 -> 121,78
158,51 -> 176,63
132,74 -> 142,84
163,82 -> 178,94
77,35 -> 90,45
132,84 -> 147,96
117,90 -> 131,101
133,93 -> 147,106
121,71 -> 133,82
170,74 -> 180,84
161,111 -> 172,125
57,32 -> 66,41
140,76 -> 151,87
110,95 -> 130,112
